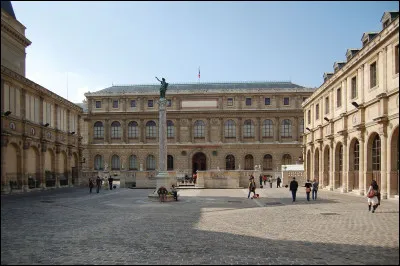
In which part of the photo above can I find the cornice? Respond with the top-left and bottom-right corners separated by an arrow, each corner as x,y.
1,19 -> 31,47
1,65 -> 83,113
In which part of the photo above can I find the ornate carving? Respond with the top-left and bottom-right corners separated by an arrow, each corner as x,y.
180,119 -> 188,126
9,122 -> 16,130
211,118 -> 220,126
30,128 -> 35,136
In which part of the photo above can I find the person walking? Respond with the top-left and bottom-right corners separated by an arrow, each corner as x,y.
367,180 -> 379,213
89,178 -> 94,193
276,176 -> 281,188
305,179 -> 312,201
263,175 -> 267,186
171,185 -> 178,201
108,175 -> 114,190
96,176 -> 102,193
289,177 -> 298,202
259,174 -> 263,187
269,176 -> 273,188
248,177 -> 256,199
312,178 -> 319,200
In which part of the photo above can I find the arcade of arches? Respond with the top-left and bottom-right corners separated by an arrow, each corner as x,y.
305,126 -> 399,199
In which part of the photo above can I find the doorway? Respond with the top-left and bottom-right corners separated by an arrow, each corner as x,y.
192,152 -> 207,174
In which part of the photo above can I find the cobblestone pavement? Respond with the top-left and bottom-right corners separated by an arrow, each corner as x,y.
1,186 -> 399,265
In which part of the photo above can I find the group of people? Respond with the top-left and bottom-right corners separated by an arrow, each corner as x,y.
248,175 -> 282,199
89,175 -> 114,193
289,177 -> 319,202
157,185 -> 178,202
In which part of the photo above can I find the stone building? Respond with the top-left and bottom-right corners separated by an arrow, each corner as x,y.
80,82 -> 314,188
302,12 -> 399,199
1,1 -> 84,192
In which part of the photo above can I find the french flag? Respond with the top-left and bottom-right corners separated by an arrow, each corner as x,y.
198,67 -> 200,79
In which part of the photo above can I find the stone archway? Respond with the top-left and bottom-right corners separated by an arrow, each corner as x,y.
390,126 -> 399,196
323,146 -> 330,188
25,146 -> 40,189
366,132 -> 381,189
192,152 -> 207,174
314,148 -> 319,183
45,149 -> 55,187
59,151 -> 68,186
335,142 -> 343,189
348,138 -> 360,191
72,152 -> 79,185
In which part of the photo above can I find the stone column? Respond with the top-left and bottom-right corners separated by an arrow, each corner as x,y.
176,119 -> 180,143
140,119 -> 145,143
380,129 -> 388,199
275,117 -> 280,142
342,136 -> 348,193
318,144 -> 323,184
40,143 -> 47,189
150,99 -> 169,197
220,118 -> 224,143
206,118 -> 211,142
329,140 -> 334,191
237,118 -> 242,142
256,117 -> 261,142
122,119 -> 127,143
1,139 -> 10,193
358,133 -> 365,195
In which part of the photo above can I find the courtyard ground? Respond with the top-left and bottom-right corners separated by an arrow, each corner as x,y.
1,186 -> 399,265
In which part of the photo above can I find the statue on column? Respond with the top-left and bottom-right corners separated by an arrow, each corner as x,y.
155,77 -> 168,99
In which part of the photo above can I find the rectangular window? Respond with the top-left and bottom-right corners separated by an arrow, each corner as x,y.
130,100 -> 136,107
96,101 -> 101,108
395,45 -> 399,74
283,97 -> 290,105
264,97 -> 270,105
316,104 -> 319,120
308,110 -> 311,124
370,62 -> 377,88
148,100 -> 154,107
245,98 -> 252,106
113,100 -> 118,108
336,88 -> 341,107
167,99 -> 172,107
325,97 -> 329,114
227,98 -> 233,106
351,76 -> 357,99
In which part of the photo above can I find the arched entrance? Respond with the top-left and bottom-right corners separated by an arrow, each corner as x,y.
26,146 -> 40,189
192,152 -> 206,174
366,133 -> 381,188
335,142 -> 343,189
314,148 -> 319,183
72,152 -> 79,185
348,138 -> 360,191
45,149 -> 55,187
323,146 -> 330,188
390,127 -> 399,196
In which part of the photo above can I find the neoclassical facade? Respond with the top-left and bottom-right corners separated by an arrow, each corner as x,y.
80,82 -> 314,187
302,12 -> 399,199
1,2 -> 84,192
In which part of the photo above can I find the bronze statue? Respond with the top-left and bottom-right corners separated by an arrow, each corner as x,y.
155,77 -> 168,99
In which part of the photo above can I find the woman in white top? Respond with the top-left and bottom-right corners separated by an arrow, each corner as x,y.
366,180 -> 379,213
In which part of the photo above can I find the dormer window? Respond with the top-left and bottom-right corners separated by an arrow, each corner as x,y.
361,32 -> 378,47
381,11 -> 399,29
346,49 -> 359,62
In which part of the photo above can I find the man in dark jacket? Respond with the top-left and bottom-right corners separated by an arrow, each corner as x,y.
96,176 -> 102,193
289,177 -> 299,202
108,176 -> 114,190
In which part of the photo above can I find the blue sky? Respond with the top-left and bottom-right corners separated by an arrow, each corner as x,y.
11,1 -> 399,103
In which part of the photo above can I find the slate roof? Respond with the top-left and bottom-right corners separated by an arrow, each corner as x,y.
1,1 -> 16,19
88,81 -> 306,95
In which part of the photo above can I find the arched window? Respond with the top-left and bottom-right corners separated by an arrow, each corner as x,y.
225,120 -> 236,138
94,155 -> 103,170
262,119 -> 273,137
299,118 -> 304,135
244,154 -> 254,170
263,154 -> 273,170
372,135 -> 381,171
129,155 -> 138,170
354,140 -> 360,171
194,120 -> 205,138
281,119 -> 292,138
167,155 -> 174,170
282,154 -> 292,165
94,121 -> 104,139
111,121 -> 121,139
146,155 -> 156,170
226,155 -> 235,170
146,121 -> 156,138
243,119 -> 254,138
111,155 -> 120,170
128,121 -> 139,139
167,120 -> 174,138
